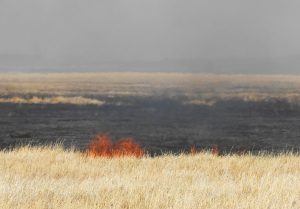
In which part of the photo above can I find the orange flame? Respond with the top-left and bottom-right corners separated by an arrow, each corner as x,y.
88,134 -> 144,158
88,134 -> 113,157
212,144 -> 220,156
190,145 -> 197,155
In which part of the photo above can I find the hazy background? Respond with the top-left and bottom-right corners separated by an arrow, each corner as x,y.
0,0 -> 299,73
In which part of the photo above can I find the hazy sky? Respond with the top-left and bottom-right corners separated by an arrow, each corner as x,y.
0,0 -> 300,73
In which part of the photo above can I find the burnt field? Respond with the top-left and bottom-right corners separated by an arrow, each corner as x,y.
1,95 -> 300,154
2,73 -> 300,154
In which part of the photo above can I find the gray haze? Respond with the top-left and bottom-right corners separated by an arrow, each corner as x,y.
0,0 -> 300,73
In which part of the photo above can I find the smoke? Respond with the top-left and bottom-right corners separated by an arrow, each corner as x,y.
1,0 -> 300,73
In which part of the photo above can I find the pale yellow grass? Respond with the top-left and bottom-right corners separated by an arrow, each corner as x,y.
1,146 -> 300,209
0,96 -> 104,106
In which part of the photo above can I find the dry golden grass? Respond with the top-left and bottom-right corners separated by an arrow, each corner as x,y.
1,146 -> 300,209
0,96 -> 104,106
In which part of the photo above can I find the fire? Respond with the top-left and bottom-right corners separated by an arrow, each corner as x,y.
190,145 -> 197,155
211,144 -> 220,156
88,134 -> 144,158
88,134 -> 113,157
190,144 -> 220,156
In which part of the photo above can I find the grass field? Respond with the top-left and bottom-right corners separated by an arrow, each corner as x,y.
1,145 -> 300,209
2,72 -> 300,106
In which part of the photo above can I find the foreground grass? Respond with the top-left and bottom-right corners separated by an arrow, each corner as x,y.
0,146 -> 300,209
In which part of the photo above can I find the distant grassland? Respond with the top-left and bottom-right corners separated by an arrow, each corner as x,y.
0,146 -> 300,209
0,96 -> 104,105
2,72 -> 300,105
